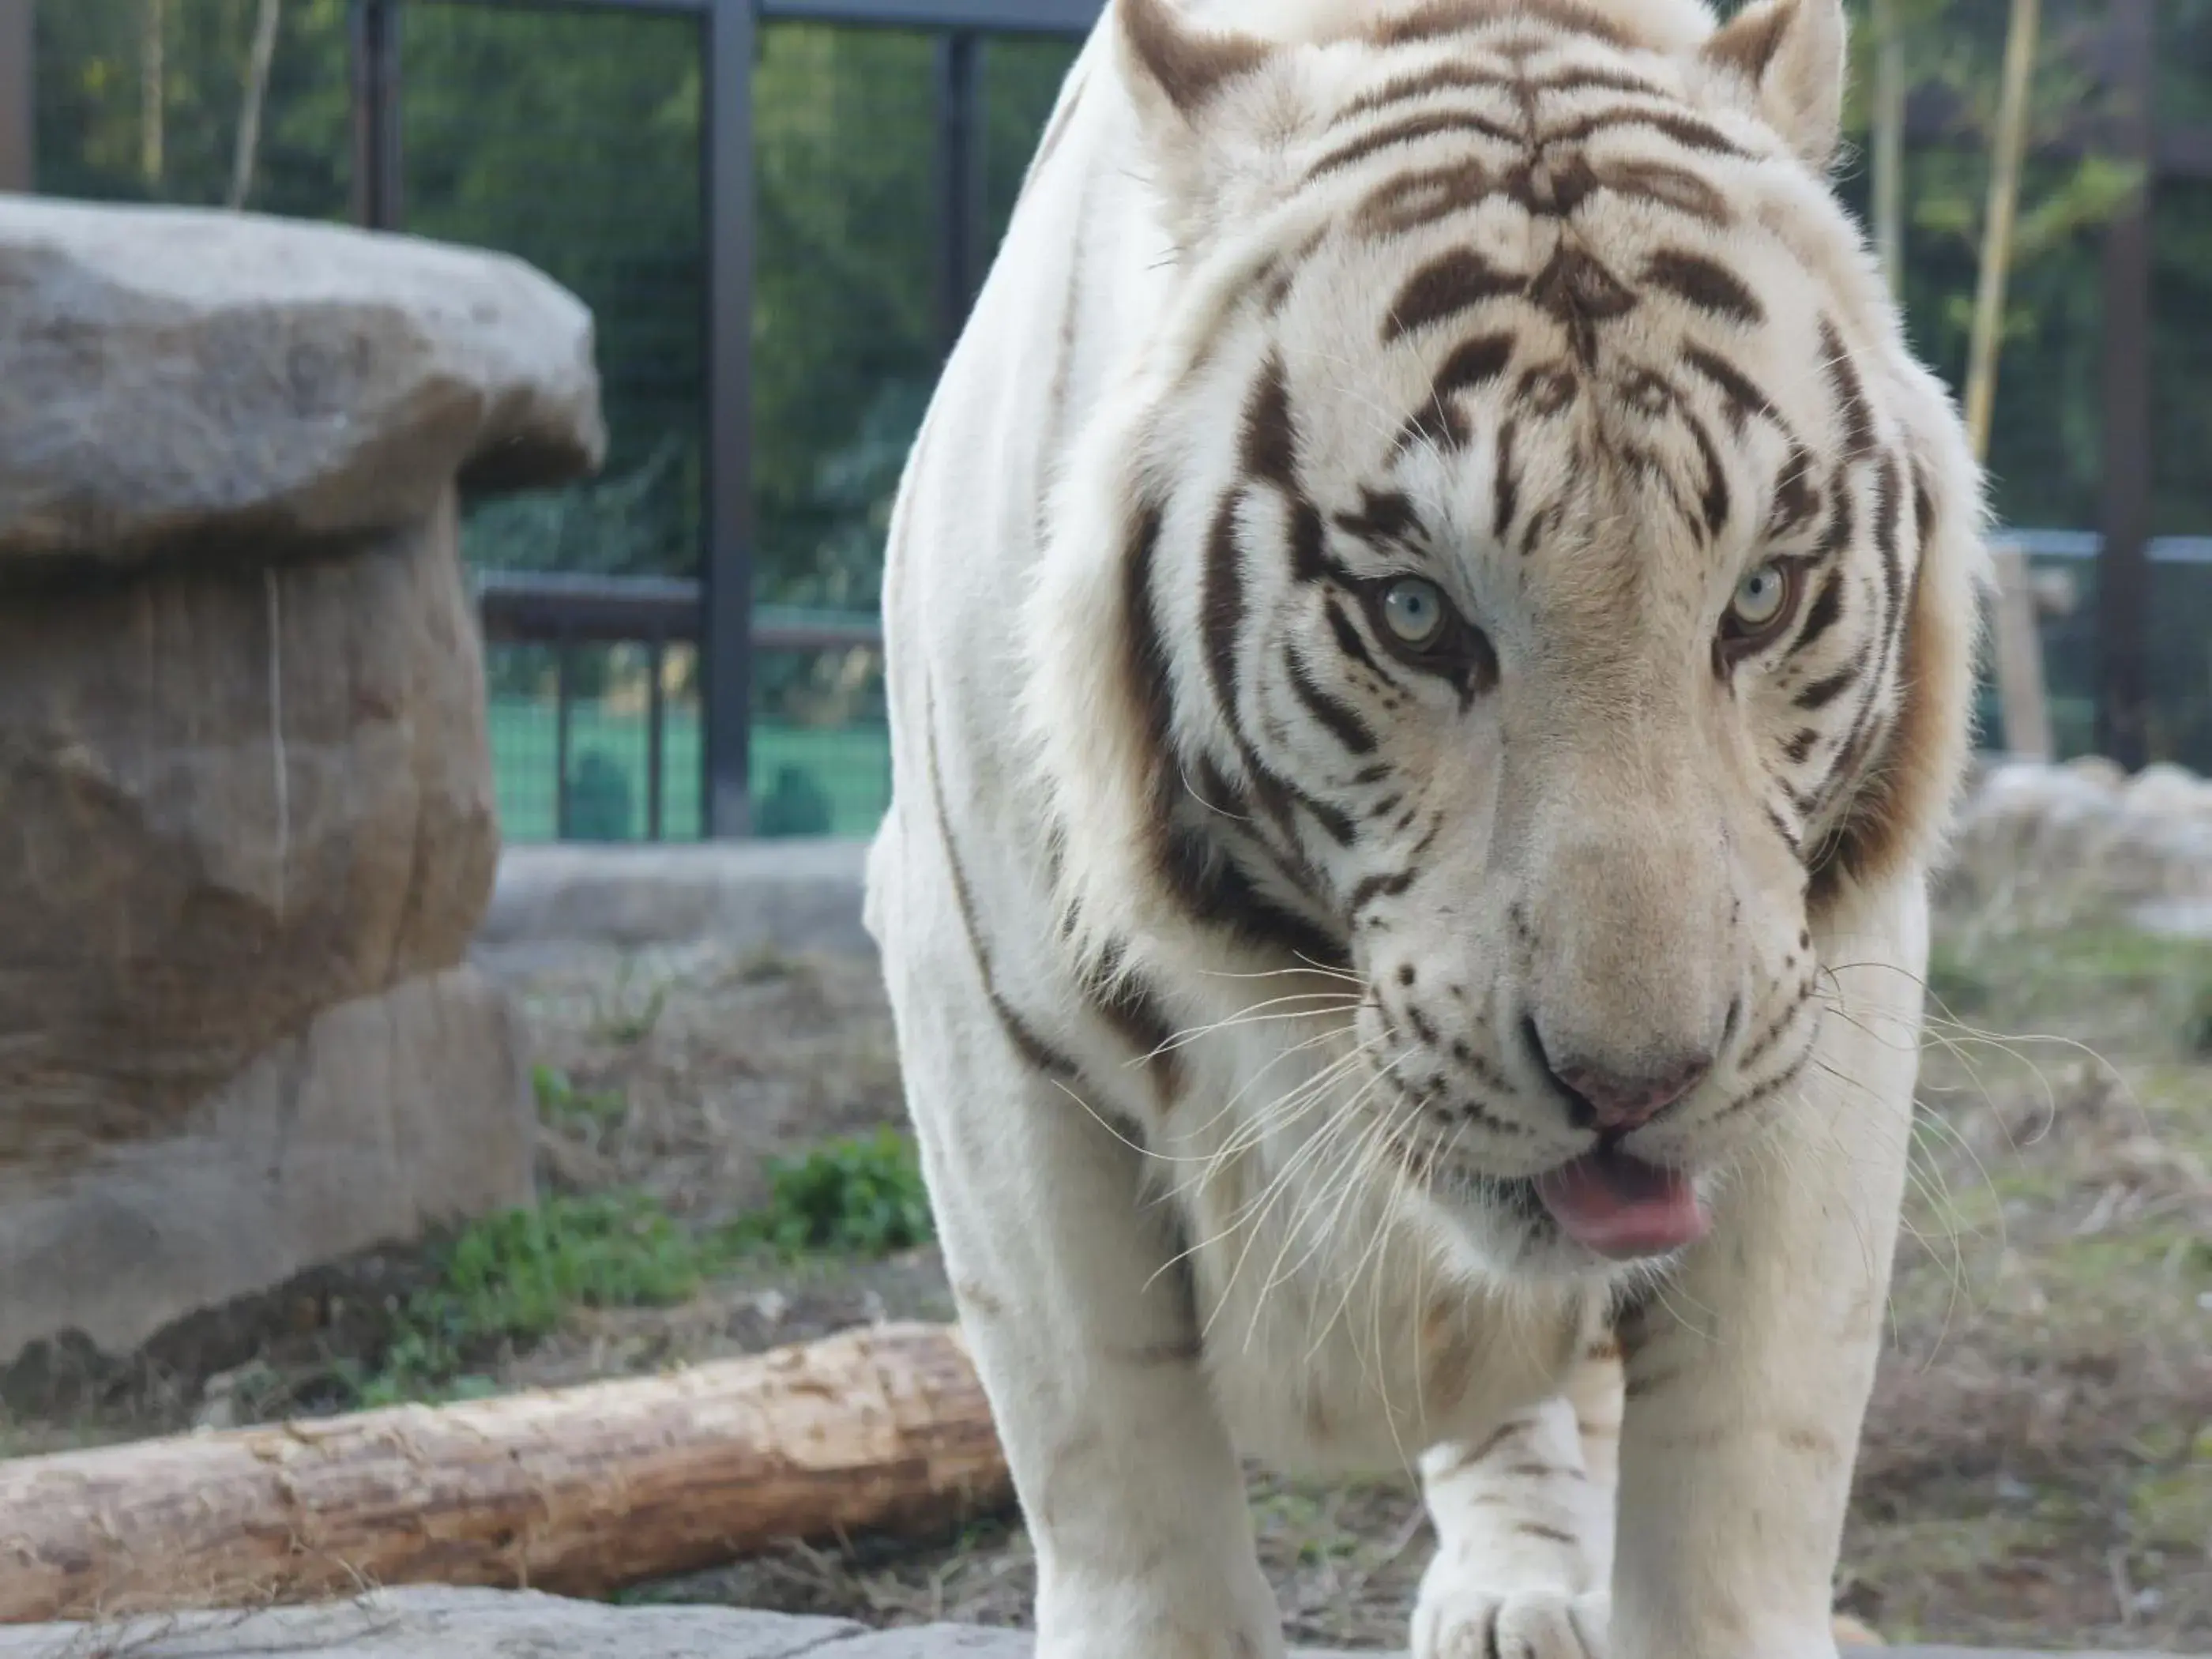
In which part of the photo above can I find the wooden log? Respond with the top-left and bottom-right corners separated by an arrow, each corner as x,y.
0,1321 -> 1011,1624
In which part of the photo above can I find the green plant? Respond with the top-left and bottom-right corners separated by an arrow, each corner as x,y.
341,1132 -> 932,1409
730,1127 -> 933,1257
591,964 -> 671,1048
2185,983 -> 2212,1059
756,762 -> 835,838
532,1063 -> 626,1130
1924,938 -> 1993,1018
349,1191 -> 716,1403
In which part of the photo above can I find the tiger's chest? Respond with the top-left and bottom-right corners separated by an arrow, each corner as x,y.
1140,1037 -> 1597,1471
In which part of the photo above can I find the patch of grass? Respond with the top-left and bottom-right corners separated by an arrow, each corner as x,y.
1923,936 -> 1993,1018
532,1063 -> 627,1130
731,939 -> 803,984
344,1191 -> 720,1405
590,962 -> 672,1047
343,1130 -> 935,1407
1924,923 -> 2212,1065
2130,1427 -> 2212,1552
2187,981 -> 2212,1059
725,1127 -> 934,1258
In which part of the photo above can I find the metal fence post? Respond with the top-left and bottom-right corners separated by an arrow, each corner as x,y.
348,0 -> 403,229
703,0 -> 757,837
935,28 -> 985,353
2096,0 -> 2155,769
553,636 -> 574,842
0,0 -> 30,194
646,637 -> 667,841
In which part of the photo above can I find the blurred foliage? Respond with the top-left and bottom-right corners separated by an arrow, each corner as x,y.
1834,0 -> 2145,533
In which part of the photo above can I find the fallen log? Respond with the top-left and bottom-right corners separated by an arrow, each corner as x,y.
0,1321 -> 1010,1623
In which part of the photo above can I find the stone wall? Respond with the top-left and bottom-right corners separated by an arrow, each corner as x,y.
1941,757 -> 2212,937
0,198 -> 606,1364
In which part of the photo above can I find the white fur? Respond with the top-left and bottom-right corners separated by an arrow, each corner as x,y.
866,0 -> 1986,1654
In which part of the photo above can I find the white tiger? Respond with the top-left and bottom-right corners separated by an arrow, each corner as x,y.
863,0 -> 1988,1653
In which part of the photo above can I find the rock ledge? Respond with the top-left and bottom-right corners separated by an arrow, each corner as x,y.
0,1586 -> 2181,1659
0,198 -> 605,571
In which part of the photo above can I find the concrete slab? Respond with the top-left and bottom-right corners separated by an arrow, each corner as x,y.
0,1587 -> 863,1659
473,841 -> 873,977
0,1586 -> 2191,1659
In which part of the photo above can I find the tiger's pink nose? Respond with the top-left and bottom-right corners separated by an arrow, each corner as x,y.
1552,1057 -> 1713,1132
1522,1017 -> 1714,1133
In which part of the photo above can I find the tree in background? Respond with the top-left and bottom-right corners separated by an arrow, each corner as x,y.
1840,0 -> 2142,533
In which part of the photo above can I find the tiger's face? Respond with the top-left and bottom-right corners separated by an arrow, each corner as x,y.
1027,0 -> 1985,1281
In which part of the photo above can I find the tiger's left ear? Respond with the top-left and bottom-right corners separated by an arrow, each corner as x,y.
1700,0 -> 1847,171
1116,0 -> 1270,134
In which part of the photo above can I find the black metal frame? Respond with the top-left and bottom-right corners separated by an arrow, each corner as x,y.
0,0 -> 32,192
2094,0 -> 2156,768
476,571 -> 886,843
341,0 -> 1094,838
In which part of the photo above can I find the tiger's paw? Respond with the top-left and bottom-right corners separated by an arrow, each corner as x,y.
1412,1584 -> 1608,1659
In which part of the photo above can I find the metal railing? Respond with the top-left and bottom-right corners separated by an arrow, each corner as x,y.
475,570 -> 884,843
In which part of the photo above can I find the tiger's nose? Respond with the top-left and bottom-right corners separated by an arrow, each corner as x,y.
1524,1021 -> 1714,1133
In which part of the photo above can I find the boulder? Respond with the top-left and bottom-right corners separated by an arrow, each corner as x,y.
0,198 -> 604,1364
0,966 -> 534,1362
0,506 -> 499,1161
1938,755 -> 2212,932
0,198 -> 604,571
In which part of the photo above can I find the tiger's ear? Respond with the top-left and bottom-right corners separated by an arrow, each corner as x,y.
1115,0 -> 1273,162
1700,0 -> 1846,171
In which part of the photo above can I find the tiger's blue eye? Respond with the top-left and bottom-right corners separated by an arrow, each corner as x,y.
1731,563 -> 1789,629
1381,577 -> 1447,646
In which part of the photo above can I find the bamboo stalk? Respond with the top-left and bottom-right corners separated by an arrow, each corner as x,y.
1869,0 -> 1905,295
226,0 -> 284,212
1962,0 -> 2055,762
140,0 -> 165,186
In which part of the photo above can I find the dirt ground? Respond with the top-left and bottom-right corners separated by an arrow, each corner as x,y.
2,917 -> 2206,1653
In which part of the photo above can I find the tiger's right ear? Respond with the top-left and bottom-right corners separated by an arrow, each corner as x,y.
1115,0 -> 1272,154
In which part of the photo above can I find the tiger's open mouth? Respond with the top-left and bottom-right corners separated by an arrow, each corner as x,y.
1531,1146 -> 1711,1259
1401,1134 -> 1714,1263
1462,1148 -> 1710,1263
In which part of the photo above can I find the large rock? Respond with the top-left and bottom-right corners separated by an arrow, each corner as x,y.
0,966 -> 534,1362
0,506 -> 499,1161
0,198 -> 604,1364
0,198 -> 604,570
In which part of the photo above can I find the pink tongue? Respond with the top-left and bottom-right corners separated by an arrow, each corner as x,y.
1536,1148 -> 1710,1259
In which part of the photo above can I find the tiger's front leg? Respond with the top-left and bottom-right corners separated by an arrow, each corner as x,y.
871,840 -> 1281,1659
1606,893 -> 1925,1659
1411,1324 -> 1621,1658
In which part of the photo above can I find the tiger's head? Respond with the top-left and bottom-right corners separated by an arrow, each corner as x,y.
1022,0 -> 1988,1280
